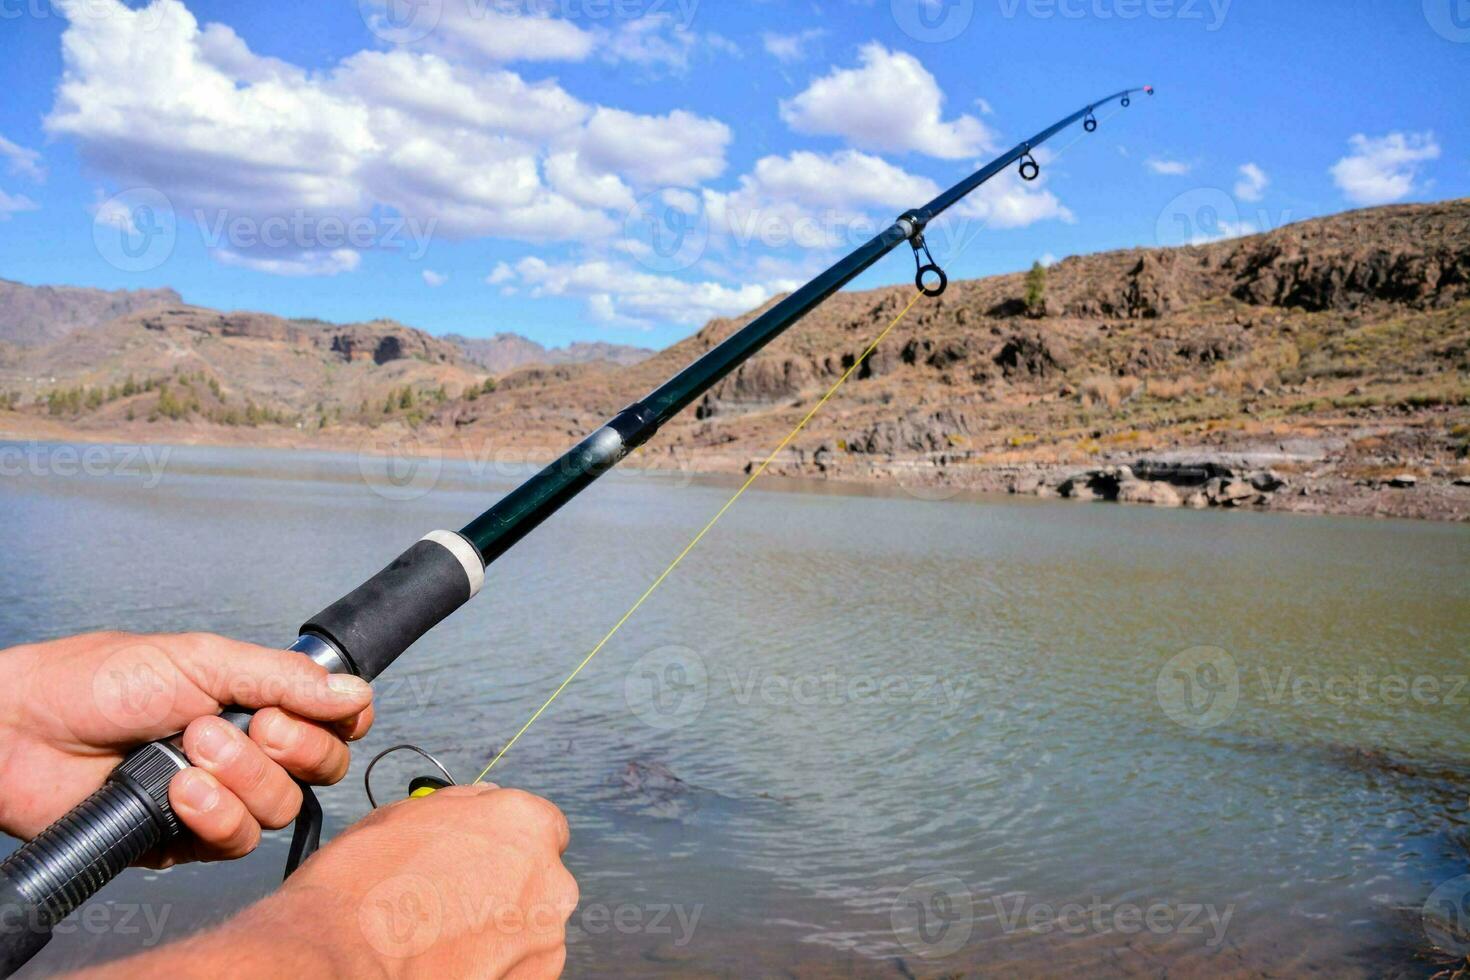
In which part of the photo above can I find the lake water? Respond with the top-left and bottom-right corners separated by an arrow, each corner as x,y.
2,441 -> 1468,977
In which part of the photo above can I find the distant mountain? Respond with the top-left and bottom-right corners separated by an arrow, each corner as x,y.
0,282 -> 652,423
0,279 -> 182,347
445,332 -> 653,374
0,300 -> 484,423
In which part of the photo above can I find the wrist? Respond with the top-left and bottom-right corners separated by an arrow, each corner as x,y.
221,883 -> 396,979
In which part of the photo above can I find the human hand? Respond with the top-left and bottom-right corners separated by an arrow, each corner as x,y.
98,786 -> 579,979
0,631 -> 373,866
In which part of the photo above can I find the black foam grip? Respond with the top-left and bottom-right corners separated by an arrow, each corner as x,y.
0,745 -> 179,977
302,538 -> 476,682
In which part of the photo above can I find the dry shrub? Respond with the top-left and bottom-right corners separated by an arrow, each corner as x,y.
1148,376 -> 1201,402
1080,375 -> 1140,409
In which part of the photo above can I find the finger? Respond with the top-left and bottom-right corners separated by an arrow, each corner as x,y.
250,708 -> 351,785
183,716 -> 302,830
161,633 -> 373,722
489,789 -> 571,854
334,702 -> 375,742
169,768 -> 261,860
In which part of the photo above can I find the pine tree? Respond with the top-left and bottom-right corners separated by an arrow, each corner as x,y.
1024,261 -> 1047,317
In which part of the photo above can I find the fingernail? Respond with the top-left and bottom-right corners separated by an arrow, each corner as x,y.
326,674 -> 371,700
178,770 -> 220,811
194,719 -> 239,766
261,712 -> 298,752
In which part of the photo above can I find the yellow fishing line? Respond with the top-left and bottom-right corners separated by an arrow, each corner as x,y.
474,288 -> 927,782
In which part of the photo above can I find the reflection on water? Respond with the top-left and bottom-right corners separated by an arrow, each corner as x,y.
2,442 -> 1467,977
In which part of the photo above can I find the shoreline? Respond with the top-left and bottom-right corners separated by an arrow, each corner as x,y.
4,415 -> 1468,524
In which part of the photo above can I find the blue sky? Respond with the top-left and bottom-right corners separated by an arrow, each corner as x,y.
0,0 -> 1465,349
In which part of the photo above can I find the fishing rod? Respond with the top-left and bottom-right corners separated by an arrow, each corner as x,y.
0,84 -> 1153,973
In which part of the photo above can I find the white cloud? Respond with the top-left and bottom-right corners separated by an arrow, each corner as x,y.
779,43 -> 995,159
762,29 -> 825,63
1188,219 -> 1257,246
0,189 -> 39,220
423,269 -> 448,287
1146,158 -> 1192,176
507,256 -> 776,329
378,0 -> 597,63
950,157 -> 1074,231
215,248 -> 361,277
1234,163 -> 1268,202
0,134 -> 45,182
486,262 -> 515,285
1330,132 -> 1441,206
579,107 -> 730,188
42,0 -> 731,275
600,14 -> 700,72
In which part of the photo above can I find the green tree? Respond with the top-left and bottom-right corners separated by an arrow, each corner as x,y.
398,386 -> 415,410
1024,261 -> 1047,316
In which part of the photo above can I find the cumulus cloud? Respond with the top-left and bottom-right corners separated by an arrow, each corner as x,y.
779,43 -> 995,159
600,14 -> 703,73
1146,158 -> 1192,176
703,148 -> 939,251
423,269 -> 448,287
949,152 -> 1074,231
579,107 -> 731,188
0,134 -> 45,182
762,29 -> 825,63
1234,163 -> 1268,202
43,0 -> 730,275
1330,132 -> 1441,206
506,256 -> 777,329
370,0 -> 597,63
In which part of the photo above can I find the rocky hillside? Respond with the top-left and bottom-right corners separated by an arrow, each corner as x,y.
3,200 -> 1467,520
446,333 -> 652,374
436,199 -> 1470,520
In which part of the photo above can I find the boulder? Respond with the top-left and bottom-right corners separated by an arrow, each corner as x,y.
1386,473 -> 1419,488
1248,470 -> 1287,492
1117,480 -> 1183,507
1213,480 -> 1257,505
